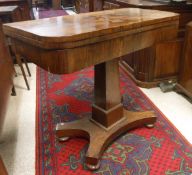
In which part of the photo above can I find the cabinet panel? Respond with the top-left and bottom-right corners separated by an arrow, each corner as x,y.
122,47 -> 154,81
154,40 -> 182,79
176,22 -> 192,99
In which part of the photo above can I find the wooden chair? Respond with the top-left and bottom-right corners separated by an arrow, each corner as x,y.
9,41 -> 31,90
0,6 -> 31,90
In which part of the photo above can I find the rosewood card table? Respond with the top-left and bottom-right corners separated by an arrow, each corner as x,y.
3,8 -> 179,170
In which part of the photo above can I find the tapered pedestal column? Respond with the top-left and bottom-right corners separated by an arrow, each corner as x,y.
56,59 -> 156,169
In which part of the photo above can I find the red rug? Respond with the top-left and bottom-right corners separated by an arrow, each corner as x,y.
36,67 -> 192,175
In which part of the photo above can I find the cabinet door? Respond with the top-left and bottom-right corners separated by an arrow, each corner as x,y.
154,40 -> 182,80
122,47 -> 155,82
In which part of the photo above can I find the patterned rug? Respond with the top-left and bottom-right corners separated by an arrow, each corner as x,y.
36,67 -> 192,175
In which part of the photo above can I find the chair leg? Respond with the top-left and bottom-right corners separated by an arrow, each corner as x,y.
23,58 -> 31,77
11,85 -> 16,96
15,54 -> 30,90
35,1 -> 38,10
13,65 -> 17,77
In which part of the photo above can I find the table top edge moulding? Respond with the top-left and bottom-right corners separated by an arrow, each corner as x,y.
3,8 -> 179,48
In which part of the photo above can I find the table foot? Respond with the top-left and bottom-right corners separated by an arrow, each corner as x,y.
85,160 -> 101,170
58,137 -> 70,142
145,123 -> 155,128
56,109 -> 156,170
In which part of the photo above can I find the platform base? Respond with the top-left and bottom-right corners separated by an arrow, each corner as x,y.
56,109 -> 156,170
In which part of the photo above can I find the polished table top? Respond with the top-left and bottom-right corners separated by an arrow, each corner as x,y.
3,8 -> 178,49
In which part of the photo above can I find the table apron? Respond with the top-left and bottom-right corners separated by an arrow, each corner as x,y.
12,22 -> 178,74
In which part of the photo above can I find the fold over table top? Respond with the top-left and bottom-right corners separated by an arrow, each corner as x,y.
3,8 -> 179,49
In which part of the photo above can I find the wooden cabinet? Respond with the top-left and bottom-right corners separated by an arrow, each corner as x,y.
0,21 -> 14,133
0,20 -> 14,174
120,39 -> 182,88
75,0 -> 103,13
154,40 -> 182,79
0,6 -> 22,23
103,0 -> 192,88
0,0 -> 31,20
176,22 -> 192,99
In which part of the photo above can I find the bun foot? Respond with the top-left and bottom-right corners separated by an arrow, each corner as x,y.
58,137 -> 70,142
145,124 -> 155,128
56,110 -> 156,171
85,161 -> 101,170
